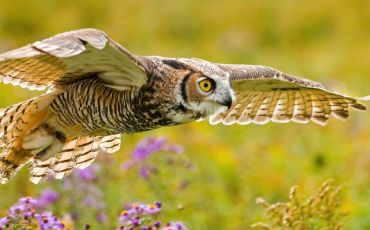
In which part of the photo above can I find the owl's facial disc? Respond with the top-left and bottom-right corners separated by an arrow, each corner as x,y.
180,72 -> 234,116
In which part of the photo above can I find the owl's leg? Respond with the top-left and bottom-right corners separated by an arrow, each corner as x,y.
0,127 -> 65,183
22,127 -> 66,161
35,138 -> 65,161
22,128 -> 55,152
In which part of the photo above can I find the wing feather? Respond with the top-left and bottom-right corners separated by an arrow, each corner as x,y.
292,90 -> 309,123
29,136 -> 103,183
52,138 -> 80,179
249,92 -> 265,122
29,157 -> 56,184
0,28 -> 148,91
100,134 -> 121,154
235,90 -> 256,124
212,64 -> 368,125
75,136 -> 102,169
254,91 -> 274,124
271,91 -> 290,123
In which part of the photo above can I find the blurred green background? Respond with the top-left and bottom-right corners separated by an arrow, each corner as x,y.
0,0 -> 369,229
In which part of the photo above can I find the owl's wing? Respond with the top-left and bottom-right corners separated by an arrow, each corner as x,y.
0,28 -> 148,91
210,64 -> 368,126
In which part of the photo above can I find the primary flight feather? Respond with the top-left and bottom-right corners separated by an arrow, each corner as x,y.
0,28 -> 368,184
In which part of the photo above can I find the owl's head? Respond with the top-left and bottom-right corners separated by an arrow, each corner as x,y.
160,58 -> 235,121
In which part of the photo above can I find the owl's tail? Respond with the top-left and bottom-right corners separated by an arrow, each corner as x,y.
0,91 -> 62,184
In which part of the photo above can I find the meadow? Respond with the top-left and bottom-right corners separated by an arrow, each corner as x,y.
0,0 -> 369,229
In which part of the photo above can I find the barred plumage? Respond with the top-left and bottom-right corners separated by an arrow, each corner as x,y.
0,28 -> 368,184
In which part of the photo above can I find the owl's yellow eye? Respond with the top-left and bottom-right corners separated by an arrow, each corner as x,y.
198,78 -> 214,92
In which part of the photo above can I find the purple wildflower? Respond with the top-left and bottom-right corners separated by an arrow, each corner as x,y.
36,189 -> 59,208
77,165 -> 99,181
37,211 -> 65,230
0,217 -> 9,228
143,201 -> 161,214
132,137 -> 167,161
122,136 -> 184,178
119,202 -> 161,223
139,167 -> 150,179
8,197 -> 37,218
117,201 -> 186,230
96,211 -> 107,223
1,197 -> 65,229
163,222 -> 188,230
130,137 -> 183,163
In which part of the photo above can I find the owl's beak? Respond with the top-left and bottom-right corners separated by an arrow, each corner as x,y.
218,93 -> 233,109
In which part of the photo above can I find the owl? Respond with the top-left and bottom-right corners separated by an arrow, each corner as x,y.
0,28 -> 368,184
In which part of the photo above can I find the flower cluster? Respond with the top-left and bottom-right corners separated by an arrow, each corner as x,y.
0,197 -> 65,230
162,222 -> 188,230
0,136 -> 189,229
118,202 -> 187,230
122,136 -> 184,179
0,197 -> 187,230
251,181 -> 346,230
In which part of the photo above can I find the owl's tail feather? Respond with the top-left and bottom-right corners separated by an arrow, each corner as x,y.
0,91 -> 62,184
29,134 -> 121,184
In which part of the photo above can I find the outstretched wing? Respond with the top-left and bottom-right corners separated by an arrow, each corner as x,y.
0,28 -> 148,91
210,64 -> 368,126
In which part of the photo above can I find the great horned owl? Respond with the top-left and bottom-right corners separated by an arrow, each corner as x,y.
0,28 -> 368,184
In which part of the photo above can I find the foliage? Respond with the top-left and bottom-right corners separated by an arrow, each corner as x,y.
0,197 -> 65,230
0,1 -> 369,229
0,196 -> 186,230
252,181 -> 346,230
0,137 -> 188,229
118,202 -> 187,230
